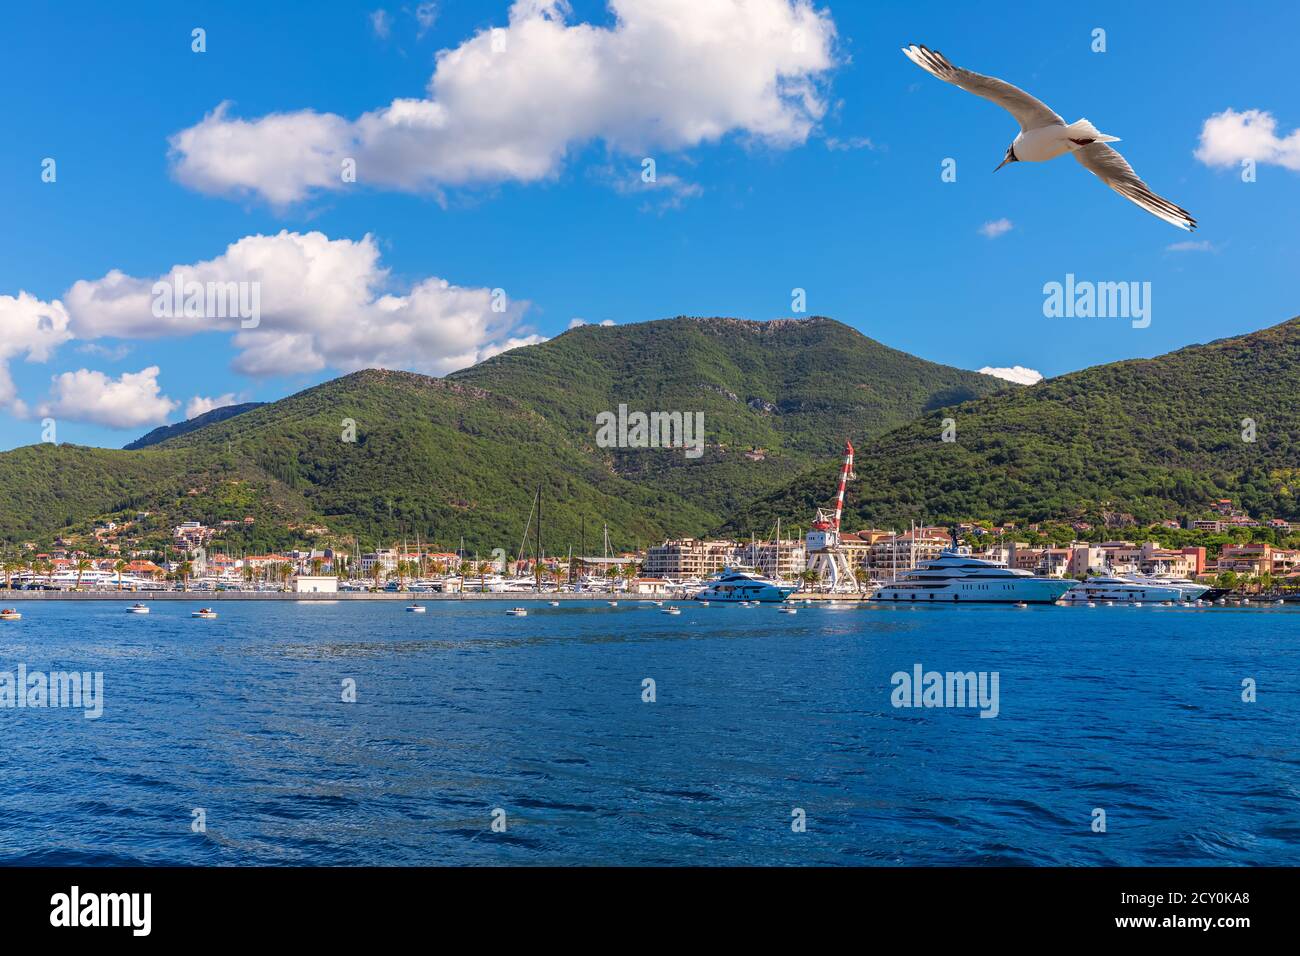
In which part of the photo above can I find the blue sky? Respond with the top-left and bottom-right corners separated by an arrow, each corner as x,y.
2,0 -> 1297,450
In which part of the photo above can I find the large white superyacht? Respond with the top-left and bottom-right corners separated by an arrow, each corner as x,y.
870,545 -> 1076,605
694,567 -> 798,603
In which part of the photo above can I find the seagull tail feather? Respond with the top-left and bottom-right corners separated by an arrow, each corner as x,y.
1068,118 -> 1120,143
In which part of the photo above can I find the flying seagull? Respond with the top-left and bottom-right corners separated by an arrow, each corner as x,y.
902,43 -> 1196,231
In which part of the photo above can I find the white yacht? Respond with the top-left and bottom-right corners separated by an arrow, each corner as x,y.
694,567 -> 797,604
1063,575 -> 1194,604
871,547 -> 1075,605
1121,573 -> 1209,602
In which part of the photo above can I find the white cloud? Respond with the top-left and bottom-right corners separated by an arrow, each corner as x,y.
978,218 -> 1014,239
370,10 -> 392,39
597,164 -> 704,211
169,0 -> 838,205
1166,240 -> 1216,253
77,342 -> 132,361
979,365 -> 1042,385
186,393 -> 240,419
0,292 -> 74,413
63,230 -> 543,378
1195,108 -> 1300,171
824,135 -> 874,151
38,366 -> 178,429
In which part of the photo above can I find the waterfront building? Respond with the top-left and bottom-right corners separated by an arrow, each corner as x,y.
738,539 -> 806,580
627,577 -> 672,595
868,530 -> 949,579
643,539 -> 737,578
293,575 -> 338,594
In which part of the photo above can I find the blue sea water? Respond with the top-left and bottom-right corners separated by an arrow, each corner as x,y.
1,599 -> 1298,866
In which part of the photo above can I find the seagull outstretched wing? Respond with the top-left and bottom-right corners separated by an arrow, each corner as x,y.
1073,143 -> 1197,231
902,44 -> 1063,131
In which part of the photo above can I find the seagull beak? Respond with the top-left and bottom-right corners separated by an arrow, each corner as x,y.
994,156 -> 1012,172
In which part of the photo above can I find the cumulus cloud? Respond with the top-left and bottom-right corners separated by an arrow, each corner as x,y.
979,365 -> 1042,386
370,10 -> 392,39
1195,108 -> 1300,171
169,0 -> 838,205
37,366 -> 178,429
978,218 -> 1014,239
186,393 -> 240,419
64,230 -> 542,378
0,292 -> 74,414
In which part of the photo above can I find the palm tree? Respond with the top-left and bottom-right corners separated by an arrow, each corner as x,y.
477,561 -> 494,592
178,561 -> 193,591
2,561 -> 19,590
74,558 -> 92,590
114,559 -> 128,591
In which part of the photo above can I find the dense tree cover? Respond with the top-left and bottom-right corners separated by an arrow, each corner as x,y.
725,317 -> 1300,535
449,315 -> 1009,518
0,316 -> 1004,552
12,315 -> 1296,556
123,401 -> 265,449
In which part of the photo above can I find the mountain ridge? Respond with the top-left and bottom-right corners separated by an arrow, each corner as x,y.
0,315 -> 1005,550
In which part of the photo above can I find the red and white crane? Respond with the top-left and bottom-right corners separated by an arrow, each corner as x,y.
805,440 -> 861,592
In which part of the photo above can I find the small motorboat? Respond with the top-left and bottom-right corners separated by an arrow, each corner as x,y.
506,607 -> 528,617
607,601 -> 619,607
0,608 -> 21,621
698,600 -> 710,607
778,605 -> 797,614
1087,602 -> 1097,608
549,600 -> 560,607
127,603 -> 150,614
1133,602 -> 1143,608
405,604 -> 426,613
192,608 -> 218,619
1014,602 -> 1028,609
652,600 -> 664,607
661,606 -> 681,615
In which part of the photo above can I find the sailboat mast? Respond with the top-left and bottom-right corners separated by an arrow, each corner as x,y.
535,482 -> 543,590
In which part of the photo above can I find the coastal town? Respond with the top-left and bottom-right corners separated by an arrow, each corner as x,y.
2,495 -> 1297,597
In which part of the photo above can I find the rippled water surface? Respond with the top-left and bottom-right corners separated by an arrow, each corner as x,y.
2,599 -> 1298,865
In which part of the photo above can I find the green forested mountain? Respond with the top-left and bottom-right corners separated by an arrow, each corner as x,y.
0,316 -> 1004,550
724,317 -> 1300,536
124,401 -> 265,449
451,316 -> 1007,517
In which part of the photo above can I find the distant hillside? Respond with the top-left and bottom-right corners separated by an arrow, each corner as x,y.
450,316 -> 1010,518
722,317 -> 1300,536
124,402 -> 264,449
0,315 -> 1005,550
